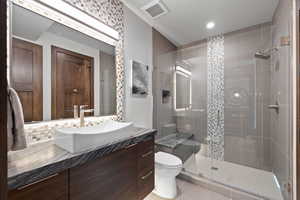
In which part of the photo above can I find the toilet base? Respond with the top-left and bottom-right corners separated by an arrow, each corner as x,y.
153,174 -> 177,199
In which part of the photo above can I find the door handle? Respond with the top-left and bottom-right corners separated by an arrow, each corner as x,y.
268,100 -> 279,114
268,105 -> 279,109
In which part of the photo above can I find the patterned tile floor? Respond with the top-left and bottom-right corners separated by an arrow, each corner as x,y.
144,179 -> 230,200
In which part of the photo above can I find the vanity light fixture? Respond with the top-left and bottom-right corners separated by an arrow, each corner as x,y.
12,0 -> 119,45
38,0 -> 119,40
206,21 -> 215,29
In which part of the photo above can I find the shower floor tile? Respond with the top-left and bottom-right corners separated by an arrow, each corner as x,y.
183,154 -> 283,200
144,179 -> 230,200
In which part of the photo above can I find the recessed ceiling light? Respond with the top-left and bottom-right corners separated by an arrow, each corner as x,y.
206,21 -> 215,29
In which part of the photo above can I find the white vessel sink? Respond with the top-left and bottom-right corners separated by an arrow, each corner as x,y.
54,120 -> 134,153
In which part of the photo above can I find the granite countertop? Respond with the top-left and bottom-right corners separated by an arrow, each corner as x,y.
8,127 -> 156,190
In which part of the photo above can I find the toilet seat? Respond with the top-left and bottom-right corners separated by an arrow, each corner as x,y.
155,152 -> 182,168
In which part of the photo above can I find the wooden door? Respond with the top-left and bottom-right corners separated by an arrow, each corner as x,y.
69,145 -> 138,200
11,38 -> 43,122
51,46 -> 94,119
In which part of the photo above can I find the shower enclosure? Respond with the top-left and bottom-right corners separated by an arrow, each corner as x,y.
154,1 -> 292,199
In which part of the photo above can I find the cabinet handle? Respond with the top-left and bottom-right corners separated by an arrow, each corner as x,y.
17,173 -> 59,190
125,143 -> 137,149
141,170 -> 153,180
142,150 -> 153,158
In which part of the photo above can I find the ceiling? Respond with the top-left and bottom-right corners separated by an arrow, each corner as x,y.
121,0 -> 279,46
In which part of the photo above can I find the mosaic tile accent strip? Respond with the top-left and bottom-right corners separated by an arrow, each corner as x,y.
207,35 -> 225,161
64,0 -> 125,121
25,116 -> 118,144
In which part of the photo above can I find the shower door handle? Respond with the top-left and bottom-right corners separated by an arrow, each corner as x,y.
268,100 -> 279,114
217,110 -> 220,126
268,105 -> 279,109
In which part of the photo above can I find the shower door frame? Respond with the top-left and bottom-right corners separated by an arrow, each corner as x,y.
294,0 -> 300,198
297,5 -> 300,200
0,0 -> 8,199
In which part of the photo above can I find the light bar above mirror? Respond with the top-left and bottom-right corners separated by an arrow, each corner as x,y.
12,0 -> 119,46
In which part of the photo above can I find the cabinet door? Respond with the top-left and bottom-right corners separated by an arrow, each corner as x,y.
70,145 -> 138,200
8,171 -> 68,200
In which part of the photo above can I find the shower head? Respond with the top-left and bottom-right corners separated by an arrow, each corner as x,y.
255,36 -> 290,59
254,51 -> 270,59
254,47 -> 279,60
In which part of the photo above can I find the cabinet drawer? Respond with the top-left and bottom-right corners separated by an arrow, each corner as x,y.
137,136 -> 155,176
8,171 -> 68,200
138,148 -> 154,176
138,169 -> 154,200
138,136 -> 154,157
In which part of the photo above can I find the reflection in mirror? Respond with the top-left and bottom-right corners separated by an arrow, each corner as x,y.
100,52 -> 116,116
11,4 -> 117,123
174,66 -> 192,111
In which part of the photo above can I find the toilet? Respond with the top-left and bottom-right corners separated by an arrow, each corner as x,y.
153,152 -> 183,199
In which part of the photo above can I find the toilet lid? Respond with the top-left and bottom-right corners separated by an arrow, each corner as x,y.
155,152 -> 182,167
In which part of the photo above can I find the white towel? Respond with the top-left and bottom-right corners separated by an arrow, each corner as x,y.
7,88 -> 27,151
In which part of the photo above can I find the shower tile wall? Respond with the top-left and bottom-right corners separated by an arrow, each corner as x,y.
176,23 -> 273,171
270,0 -> 292,198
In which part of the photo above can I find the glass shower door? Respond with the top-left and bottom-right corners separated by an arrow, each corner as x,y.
175,43 -> 214,180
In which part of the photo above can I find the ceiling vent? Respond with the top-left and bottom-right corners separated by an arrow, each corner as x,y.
141,0 -> 168,19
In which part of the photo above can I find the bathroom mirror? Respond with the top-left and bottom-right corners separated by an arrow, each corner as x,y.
10,3 -> 118,123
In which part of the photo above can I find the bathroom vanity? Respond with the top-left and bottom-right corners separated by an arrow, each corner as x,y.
8,128 -> 156,200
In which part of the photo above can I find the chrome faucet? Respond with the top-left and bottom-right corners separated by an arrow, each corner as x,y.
80,105 -> 94,127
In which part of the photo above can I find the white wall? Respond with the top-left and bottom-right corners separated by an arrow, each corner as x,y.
14,32 -> 101,120
124,6 -> 153,129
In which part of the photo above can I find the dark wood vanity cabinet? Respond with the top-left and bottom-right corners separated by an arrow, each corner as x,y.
8,171 -> 68,200
8,136 -> 155,200
69,136 -> 155,200
69,144 -> 138,200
